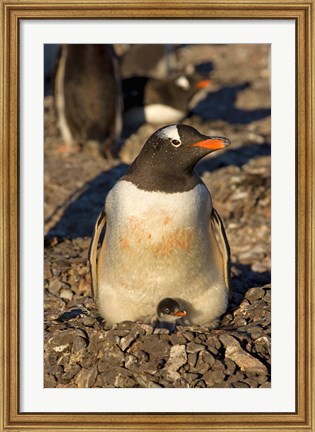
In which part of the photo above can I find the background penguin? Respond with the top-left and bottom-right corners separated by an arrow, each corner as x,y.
123,74 -> 210,127
120,44 -> 178,79
54,44 -> 123,156
156,298 -> 187,332
89,124 -> 231,326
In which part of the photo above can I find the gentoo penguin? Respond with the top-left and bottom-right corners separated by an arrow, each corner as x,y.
123,74 -> 210,127
54,44 -> 122,156
156,298 -> 187,332
120,44 -> 178,79
89,124 -> 231,326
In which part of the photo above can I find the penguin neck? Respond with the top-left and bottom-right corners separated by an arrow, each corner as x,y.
123,157 -> 202,193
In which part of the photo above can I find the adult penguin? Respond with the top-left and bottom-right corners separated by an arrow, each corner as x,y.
54,44 -> 122,156
89,124 -> 231,326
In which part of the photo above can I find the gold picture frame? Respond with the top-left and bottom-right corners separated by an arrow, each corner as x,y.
0,1 -> 314,431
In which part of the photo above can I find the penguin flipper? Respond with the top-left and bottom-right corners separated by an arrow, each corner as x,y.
209,207 -> 232,299
88,208 -> 107,299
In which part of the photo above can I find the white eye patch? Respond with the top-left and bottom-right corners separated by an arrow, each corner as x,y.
157,125 -> 182,147
175,75 -> 190,90
157,125 -> 181,141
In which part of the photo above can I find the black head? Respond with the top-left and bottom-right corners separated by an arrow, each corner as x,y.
157,298 -> 186,320
123,124 -> 231,192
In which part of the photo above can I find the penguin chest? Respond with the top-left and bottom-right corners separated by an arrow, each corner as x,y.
104,180 -> 211,262
99,180 -> 215,292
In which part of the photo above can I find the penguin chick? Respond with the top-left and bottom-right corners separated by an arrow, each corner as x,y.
156,298 -> 187,332
54,44 -> 122,157
89,124 -> 232,326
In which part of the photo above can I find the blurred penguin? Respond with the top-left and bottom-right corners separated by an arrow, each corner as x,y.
120,44 -> 178,79
123,73 -> 210,127
54,44 -> 122,157
44,44 -> 59,96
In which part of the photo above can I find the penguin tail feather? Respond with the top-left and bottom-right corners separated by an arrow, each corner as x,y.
88,208 -> 107,299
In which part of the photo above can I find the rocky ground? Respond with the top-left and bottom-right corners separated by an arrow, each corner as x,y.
44,44 -> 271,388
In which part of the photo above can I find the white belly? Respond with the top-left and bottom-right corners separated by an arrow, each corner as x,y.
124,105 -> 185,127
97,180 -> 227,325
144,104 -> 185,124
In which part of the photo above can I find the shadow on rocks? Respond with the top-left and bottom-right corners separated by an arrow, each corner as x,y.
196,142 -> 271,175
192,82 -> 271,125
46,163 -> 129,239
230,263 -> 271,309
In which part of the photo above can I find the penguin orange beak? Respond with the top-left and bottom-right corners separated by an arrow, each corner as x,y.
173,310 -> 186,317
190,137 -> 230,151
196,79 -> 211,89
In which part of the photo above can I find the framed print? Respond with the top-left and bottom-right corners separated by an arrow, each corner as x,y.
0,1 -> 314,431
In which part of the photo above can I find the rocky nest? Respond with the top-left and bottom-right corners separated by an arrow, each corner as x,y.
44,44 -> 271,388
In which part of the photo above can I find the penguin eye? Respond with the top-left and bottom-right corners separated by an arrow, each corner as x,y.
164,308 -> 170,314
170,139 -> 181,148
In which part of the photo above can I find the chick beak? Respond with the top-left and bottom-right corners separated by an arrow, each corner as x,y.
172,310 -> 187,317
190,136 -> 231,151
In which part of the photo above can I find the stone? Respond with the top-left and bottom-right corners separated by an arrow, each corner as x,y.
61,364 -> 81,380
186,342 -> 206,353
163,345 -> 187,372
182,372 -> 200,383
124,354 -> 139,371
191,352 -> 210,374
79,350 -> 98,369
182,331 -> 194,342
226,371 -> 245,386
134,374 -> 162,388
169,334 -> 187,345
48,277 -> 63,295
206,335 -> 222,350
253,335 -> 271,359
220,334 -> 267,375
203,369 -> 225,387
114,374 -> 137,388
224,358 -> 237,375
260,382 -> 271,388
212,359 -> 225,372
75,365 -> 98,388
47,328 -> 87,353
194,379 -> 206,388
72,336 -> 87,353
245,287 -> 266,303
153,328 -> 170,335
120,327 -> 143,351
131,336 -> 171,361
60,288 -> 74,301
243,377 -> 259,388
138,323 -> 154,335
232,381 -> 250,388
98,343 -> 125,367
161,369 -> 181,383
129,348 -> 149,363
187,353 -> 197,368
44,373 -> 57,388
200,350 -> 216,368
